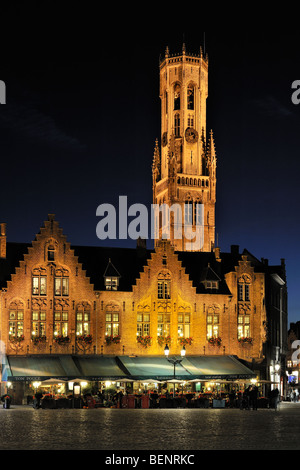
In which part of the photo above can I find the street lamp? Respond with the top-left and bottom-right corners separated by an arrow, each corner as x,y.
164,345 -> 186,397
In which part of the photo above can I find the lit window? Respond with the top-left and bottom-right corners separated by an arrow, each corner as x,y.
158,280 -> 171,299
238,315 -> 250,339
9,309 -> 24,338
76,306 -> 90,335
32,310 -> 46,337
55,276 -> 69,296
105,277 -> 119,291
32,276 -> 47,296
105,313 -> 119,337
158,314 -> 170,337
207,314 -> 219,339
137,313 -> 150,336
178,314 -> 190,338
54,311 -> 68,337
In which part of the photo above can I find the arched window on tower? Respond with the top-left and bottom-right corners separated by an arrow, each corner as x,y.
187,85 -> 194,110
174,84 -> 181,110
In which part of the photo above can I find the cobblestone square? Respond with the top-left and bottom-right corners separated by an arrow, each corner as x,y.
0,402 -> 299,451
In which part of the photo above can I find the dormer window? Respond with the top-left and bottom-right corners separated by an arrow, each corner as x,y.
201,263 -> 221,291
205,280 -> 219,290
105,277 -> 119,291
103,258 -> 120,291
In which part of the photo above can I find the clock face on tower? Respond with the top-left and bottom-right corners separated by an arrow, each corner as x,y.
185,127 -> 198,144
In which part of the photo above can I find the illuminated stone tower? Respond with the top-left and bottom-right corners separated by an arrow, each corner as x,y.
152,43 -> 216,252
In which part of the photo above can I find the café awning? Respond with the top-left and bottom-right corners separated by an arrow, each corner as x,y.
181,355 -> 256,380
5,355 -> 129,382
116,355 -> 255,381
3,354 -> 255,382
6,355 -> 81,381
117,356 -> 193,381
73,356 -> 128,380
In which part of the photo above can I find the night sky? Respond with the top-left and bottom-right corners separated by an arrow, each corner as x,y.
1,17 -> 300,324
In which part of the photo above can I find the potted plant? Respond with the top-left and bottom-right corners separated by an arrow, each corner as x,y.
238,337 -> 253,345
157,335 -> 171,347
178,337 -> 193,347
31,335 -> 47,345
137,335 -> 152,348
208,336 -> 222,347
105,334 -> 121,345
9,334 -> 24,344
54,334 -> 70,344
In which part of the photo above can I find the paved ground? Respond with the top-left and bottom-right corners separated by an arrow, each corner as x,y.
0,402 -> 299,451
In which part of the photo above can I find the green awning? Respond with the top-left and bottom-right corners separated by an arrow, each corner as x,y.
4,354 -> 255,382
73,356 -> 128,380
181,355 -> 255,380
117,356 -> 192,381
6,355 -> 81,381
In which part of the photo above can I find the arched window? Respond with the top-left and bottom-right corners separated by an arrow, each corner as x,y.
174,84 -> 181,110
187,85 -> 194,110
238,275 -> 251,302
157,272 -> 171,300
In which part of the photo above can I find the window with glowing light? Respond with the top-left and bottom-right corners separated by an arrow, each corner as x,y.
76,305 -> 90,335
137,313 -> 150,336
105,313 -> 119,337
32,310 -> 46,337
9,309 -> 24,337
178,313 -> 190,338
238,315 -> 250,339
207,314 -> 219,339
157,313 -> 170,337
54,311 -> 68,337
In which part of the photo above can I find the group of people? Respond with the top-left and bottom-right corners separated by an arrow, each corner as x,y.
227,386 -> 280,410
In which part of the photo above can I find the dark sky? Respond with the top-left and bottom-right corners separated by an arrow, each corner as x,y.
1,17 -> 300,324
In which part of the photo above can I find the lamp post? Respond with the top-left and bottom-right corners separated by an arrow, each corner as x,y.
164,345 -> 186,398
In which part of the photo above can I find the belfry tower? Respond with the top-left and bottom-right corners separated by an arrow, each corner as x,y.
152,43 -> 217,252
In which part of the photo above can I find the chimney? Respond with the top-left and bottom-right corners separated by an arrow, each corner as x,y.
0,223 -> 6,258
214,246 -> 221,262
